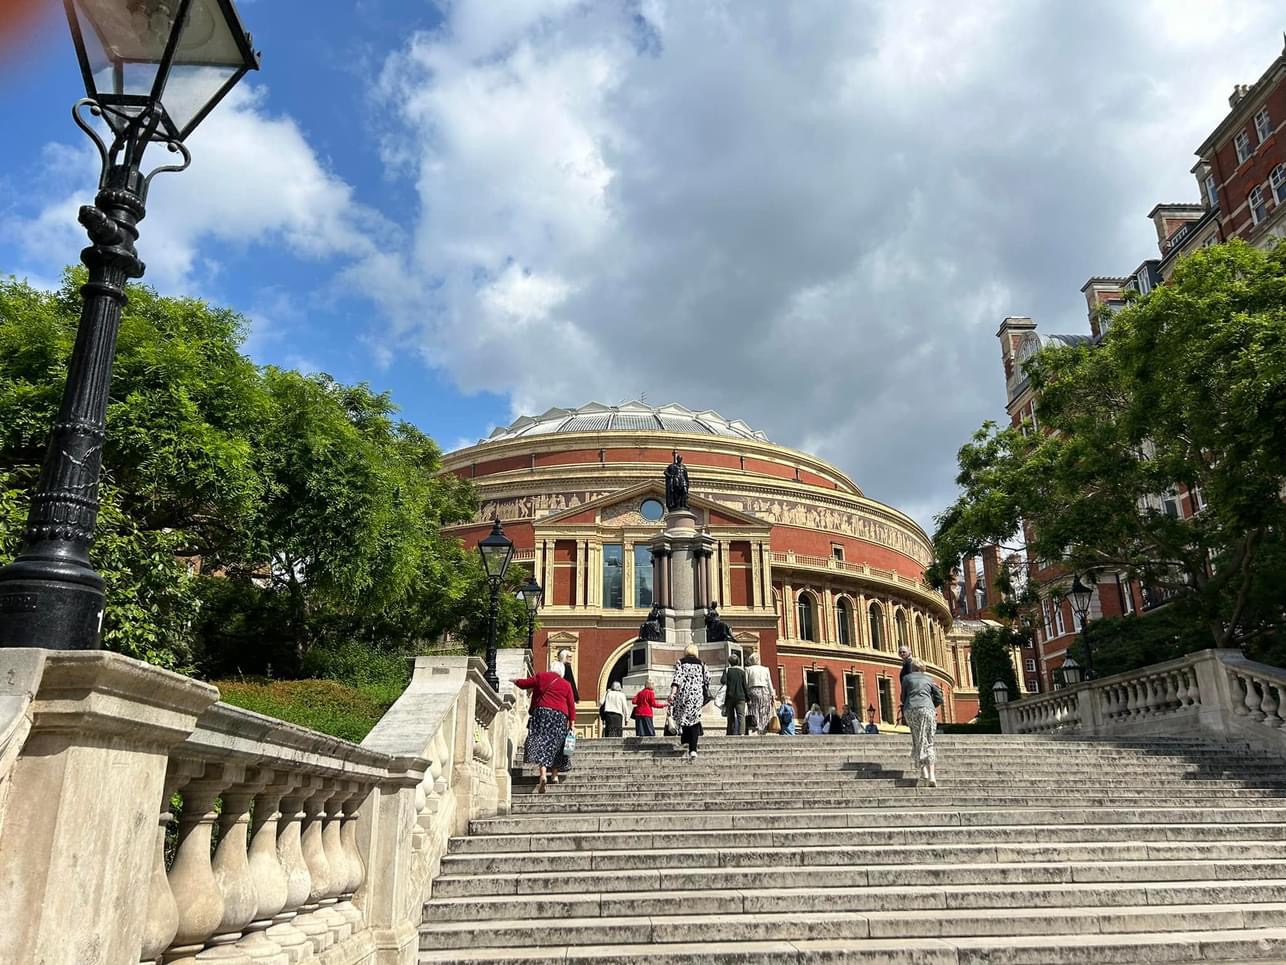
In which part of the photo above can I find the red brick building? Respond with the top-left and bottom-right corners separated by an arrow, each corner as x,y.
990,39 -> 1286,689
443,402 -> 979,730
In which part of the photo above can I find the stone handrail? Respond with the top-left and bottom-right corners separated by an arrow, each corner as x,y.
0,648 -> 522,965
999,648 -> 1286,752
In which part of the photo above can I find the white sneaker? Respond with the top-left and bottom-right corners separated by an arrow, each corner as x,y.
688,751 -> 698,761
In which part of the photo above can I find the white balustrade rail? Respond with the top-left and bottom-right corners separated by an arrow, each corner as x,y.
999,648 -> 1286,753
0,648 -> 527,965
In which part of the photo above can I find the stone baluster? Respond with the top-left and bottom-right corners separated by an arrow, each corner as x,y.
236,771 -> 290,964
163,768 -> 230,965
140,765 -> 189,965
319,787 -> 352,943
1173,672 -> 1189,708
200,777 -> 261,963
1141,677 -> 1159,716
1243,674 -> 1266,721
267,785 -> 312,962
294,782 -> 337,952
1163,672 -> 1179,712
1258,674 -> 1282,725
335,783 -> 368,931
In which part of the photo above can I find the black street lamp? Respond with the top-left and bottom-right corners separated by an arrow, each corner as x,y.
1061,656 -> 1083,687
1067,573 -> 1096,680
477,518 -> 515,692
0,0 -> 259,650
520,576 -> 542,652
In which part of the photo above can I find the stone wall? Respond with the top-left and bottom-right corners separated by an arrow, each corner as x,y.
0,649 -> 522,965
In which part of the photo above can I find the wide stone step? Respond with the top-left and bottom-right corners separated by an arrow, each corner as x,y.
508,792 -> 1286,813
422,877 -> 1286,923
431,857 -> 1284,899
419,902 -> 1286,950
472,805 -> 1286,836
440,839 -> 1286,875
449,822 -> 1286,854
419,927 -> 1286,963
511,778 -> 1286,794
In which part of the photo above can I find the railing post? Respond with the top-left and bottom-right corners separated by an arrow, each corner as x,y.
0,651 -> 217,965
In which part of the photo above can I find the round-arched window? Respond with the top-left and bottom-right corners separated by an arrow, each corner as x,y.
640,498 -> 664,521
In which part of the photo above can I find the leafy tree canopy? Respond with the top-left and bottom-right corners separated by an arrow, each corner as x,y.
0,270 -> 529,676
929,240 -> 1286,658
971,625 -> 1023,726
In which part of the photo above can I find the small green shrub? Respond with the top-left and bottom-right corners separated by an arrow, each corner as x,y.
215,678 -> 394,742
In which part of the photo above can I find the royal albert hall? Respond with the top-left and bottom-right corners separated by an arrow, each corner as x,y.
443,402 -> 980,731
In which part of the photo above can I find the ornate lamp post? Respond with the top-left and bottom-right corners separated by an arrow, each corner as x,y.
520,576 -> 542,652
992,679 -> 1011,706
0,0 -> 259,650
1067,574 -> 1096,680
476,519 -> 515,692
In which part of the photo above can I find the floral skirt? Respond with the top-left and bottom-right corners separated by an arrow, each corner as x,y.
525,707 -> 571,770
907,705 -> 937,766
748,685 -> 774,731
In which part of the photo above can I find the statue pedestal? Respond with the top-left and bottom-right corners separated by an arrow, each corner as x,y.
625,507 -> 741,729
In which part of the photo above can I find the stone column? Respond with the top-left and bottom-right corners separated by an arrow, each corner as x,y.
0,651 -> 217,965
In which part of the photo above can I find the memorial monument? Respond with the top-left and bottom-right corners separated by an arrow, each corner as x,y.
623,452 -> 742,718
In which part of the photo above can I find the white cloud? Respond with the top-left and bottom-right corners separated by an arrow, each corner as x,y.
362,0 -> 1284,530
5,84 -> 384,294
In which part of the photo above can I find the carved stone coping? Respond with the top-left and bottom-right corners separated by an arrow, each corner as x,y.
179,701 -> 394,784
23,650 -> 219,748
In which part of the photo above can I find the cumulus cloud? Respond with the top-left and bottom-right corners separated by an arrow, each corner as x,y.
5,83 -> 388,294
362,0 -> 1284,530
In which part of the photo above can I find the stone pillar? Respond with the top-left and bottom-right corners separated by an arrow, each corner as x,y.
0,651 -> 217,965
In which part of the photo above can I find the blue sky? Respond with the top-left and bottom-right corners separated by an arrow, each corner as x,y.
1,1 -> 1283,527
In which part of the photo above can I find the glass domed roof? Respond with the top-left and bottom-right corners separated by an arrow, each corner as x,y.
485,402 -> 769,443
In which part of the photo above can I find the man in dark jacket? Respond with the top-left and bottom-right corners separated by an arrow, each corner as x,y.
722,653 -> 750,735
899,644 -> 913,682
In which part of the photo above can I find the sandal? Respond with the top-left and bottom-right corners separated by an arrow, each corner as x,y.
537,777 -> 547,794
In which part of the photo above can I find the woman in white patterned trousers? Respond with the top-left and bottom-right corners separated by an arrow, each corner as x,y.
900,657 -> 943,786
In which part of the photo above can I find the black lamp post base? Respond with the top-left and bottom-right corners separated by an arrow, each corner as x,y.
0,557 -> 104,649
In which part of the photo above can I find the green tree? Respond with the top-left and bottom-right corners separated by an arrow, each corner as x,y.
1,271 -> 525,677
930,240 -> 1286,661
972,625 -> 1023,726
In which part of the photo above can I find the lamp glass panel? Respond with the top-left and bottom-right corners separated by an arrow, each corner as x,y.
164,0 -> 248,135
73,0 -> 178,73
479,542 -> 512,580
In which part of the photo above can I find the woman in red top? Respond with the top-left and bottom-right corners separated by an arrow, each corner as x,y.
515,668 -> 577,793
630,678 -> 666,737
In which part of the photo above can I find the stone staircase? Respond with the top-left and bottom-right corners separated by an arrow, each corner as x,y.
418,733 -> 1286,963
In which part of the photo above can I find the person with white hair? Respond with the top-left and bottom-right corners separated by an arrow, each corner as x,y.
901,656 -> 944,785
601,680 -> 630,737
744,651 -> 776,735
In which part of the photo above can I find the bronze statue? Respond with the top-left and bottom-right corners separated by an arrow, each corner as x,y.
704,602 -> 735,643
639,602 -> 664,642
664,450 -> 690,510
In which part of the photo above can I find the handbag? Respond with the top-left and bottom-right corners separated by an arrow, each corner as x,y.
663,711 -> 678,736
713,685 -> 727,712
563,731 -> 577,757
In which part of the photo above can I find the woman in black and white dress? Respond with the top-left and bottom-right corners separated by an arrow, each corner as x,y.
669,644 -> 710,761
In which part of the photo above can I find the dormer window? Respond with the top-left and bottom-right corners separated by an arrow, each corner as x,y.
1235,130 -> 1252,164
1255,108 -> 1273,144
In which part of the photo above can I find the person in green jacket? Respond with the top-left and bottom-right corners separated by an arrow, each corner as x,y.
722,652 -> 750,735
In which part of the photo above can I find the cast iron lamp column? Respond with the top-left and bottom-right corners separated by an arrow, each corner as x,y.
520,576 -> 543,652
0,0 -> 259,650
477,519 -> 515,692
1067,574 -> 1096,681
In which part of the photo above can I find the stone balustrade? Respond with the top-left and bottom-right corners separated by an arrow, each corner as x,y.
0,649 -> 526,965
999,648 -> 1286,752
